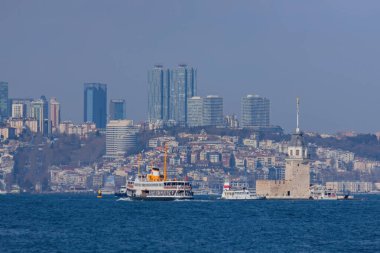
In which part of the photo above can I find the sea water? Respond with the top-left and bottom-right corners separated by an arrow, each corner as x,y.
0,194 -> 379,252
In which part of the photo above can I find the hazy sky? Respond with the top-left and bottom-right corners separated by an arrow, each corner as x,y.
1,0 -> 380,133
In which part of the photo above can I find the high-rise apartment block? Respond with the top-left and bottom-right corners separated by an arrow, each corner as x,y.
0,82 -> 9,121
202,95 -> 223,127
187,97 -> 203,127
49,98 -> 60,133
148,64 -> 196,126
11,103 -> 26,118
241,94 -> 270,128
84,83 -> 107,129
187,95 -> 224,127
9,98 -> 33,118
109,99 -> 126,120
31,99 -> 46,134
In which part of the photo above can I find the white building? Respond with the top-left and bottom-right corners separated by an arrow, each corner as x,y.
106,120 -> 138,158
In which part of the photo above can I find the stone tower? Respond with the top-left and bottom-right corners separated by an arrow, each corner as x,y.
256,97 -> 310,199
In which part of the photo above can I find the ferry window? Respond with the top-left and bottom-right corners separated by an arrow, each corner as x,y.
290,150 -> 293,156
296,150 -> 299,156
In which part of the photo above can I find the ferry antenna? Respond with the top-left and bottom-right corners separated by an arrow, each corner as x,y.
296,97 -> 300,133
164,143 -> 168,181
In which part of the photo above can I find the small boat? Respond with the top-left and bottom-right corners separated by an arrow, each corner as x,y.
97,189 -> 102,198
221,181 -> 265,200
309,185 -> 354,200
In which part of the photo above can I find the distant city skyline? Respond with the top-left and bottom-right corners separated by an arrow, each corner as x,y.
2,1 -> 380,133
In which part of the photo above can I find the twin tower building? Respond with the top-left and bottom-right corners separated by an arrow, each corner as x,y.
148,64 -> 270,128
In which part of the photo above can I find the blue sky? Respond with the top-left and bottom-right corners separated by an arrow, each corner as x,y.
1,0 -> 380,133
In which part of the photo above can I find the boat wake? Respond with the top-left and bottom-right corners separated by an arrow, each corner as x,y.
117,197 -> 132,201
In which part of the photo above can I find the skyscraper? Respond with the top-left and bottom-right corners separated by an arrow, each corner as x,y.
49,98 -> 60,133
109,99 -> 126,120
31,99 -> 45,134
148,65 -> 170,122
169,64 -> 197,126
0,82 -> 9,121
187,96 -> 203,127
40,95 -> 49,136
202,95 -> 223,127
84,83 -> 107,129
241,94 -> 270,128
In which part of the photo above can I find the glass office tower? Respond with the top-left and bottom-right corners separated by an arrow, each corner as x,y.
109,99 -> 126,120
84,83 -> 107,129
202,95 -> 223,127
0,82 -> 9,121
169,64 -> 197,126
241,94 -> 270,128
148,65 -> 170,122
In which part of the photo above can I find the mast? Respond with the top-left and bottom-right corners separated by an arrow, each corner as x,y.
138,153 -> 141,176
164,143 -> 168,181
296,97 -> 300,133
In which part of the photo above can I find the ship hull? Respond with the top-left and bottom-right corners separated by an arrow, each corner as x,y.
129,196 -> 193,201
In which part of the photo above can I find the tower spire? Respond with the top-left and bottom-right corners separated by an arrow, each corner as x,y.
296,97 -> 300,133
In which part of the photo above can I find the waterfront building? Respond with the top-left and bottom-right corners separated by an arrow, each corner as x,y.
187,96 -> 203,127
106,120 -> 138,158
169,64 -> 197,126
109,99 -> 126,120
84,83 -> 107,129
256,98 -> 310,199
241,94 -> 270,128
0,82 -> 8,121
148,65 -> 170,123
202,95 -> 223,127
326,181 -> 373,193
49,98 -> 60,133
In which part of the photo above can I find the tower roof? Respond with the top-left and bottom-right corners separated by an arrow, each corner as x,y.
289,131 -> 306,147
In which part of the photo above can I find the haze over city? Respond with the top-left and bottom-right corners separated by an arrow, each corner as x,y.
1,0 -> 380,133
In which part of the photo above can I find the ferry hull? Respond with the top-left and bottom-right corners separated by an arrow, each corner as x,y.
129,196 -> 193,201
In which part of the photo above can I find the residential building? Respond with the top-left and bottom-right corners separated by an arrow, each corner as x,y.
241,94 -> 270,128
11,103 -> 26,118
49,98 -> 60,133
109,99 -> 126,120
9,98 -> 33,118
84,83 -> 107,129
31,99 -> 46,134
187,96 -> 203,127
202,95 -> 223,127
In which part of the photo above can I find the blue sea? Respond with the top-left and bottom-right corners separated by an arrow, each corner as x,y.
0,194 -> 379,253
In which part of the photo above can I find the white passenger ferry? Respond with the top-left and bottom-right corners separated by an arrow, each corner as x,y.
221,181 -> 265,200
126,168 -> 193,200
309,185 -> 354,200
126,146 -> 193,201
